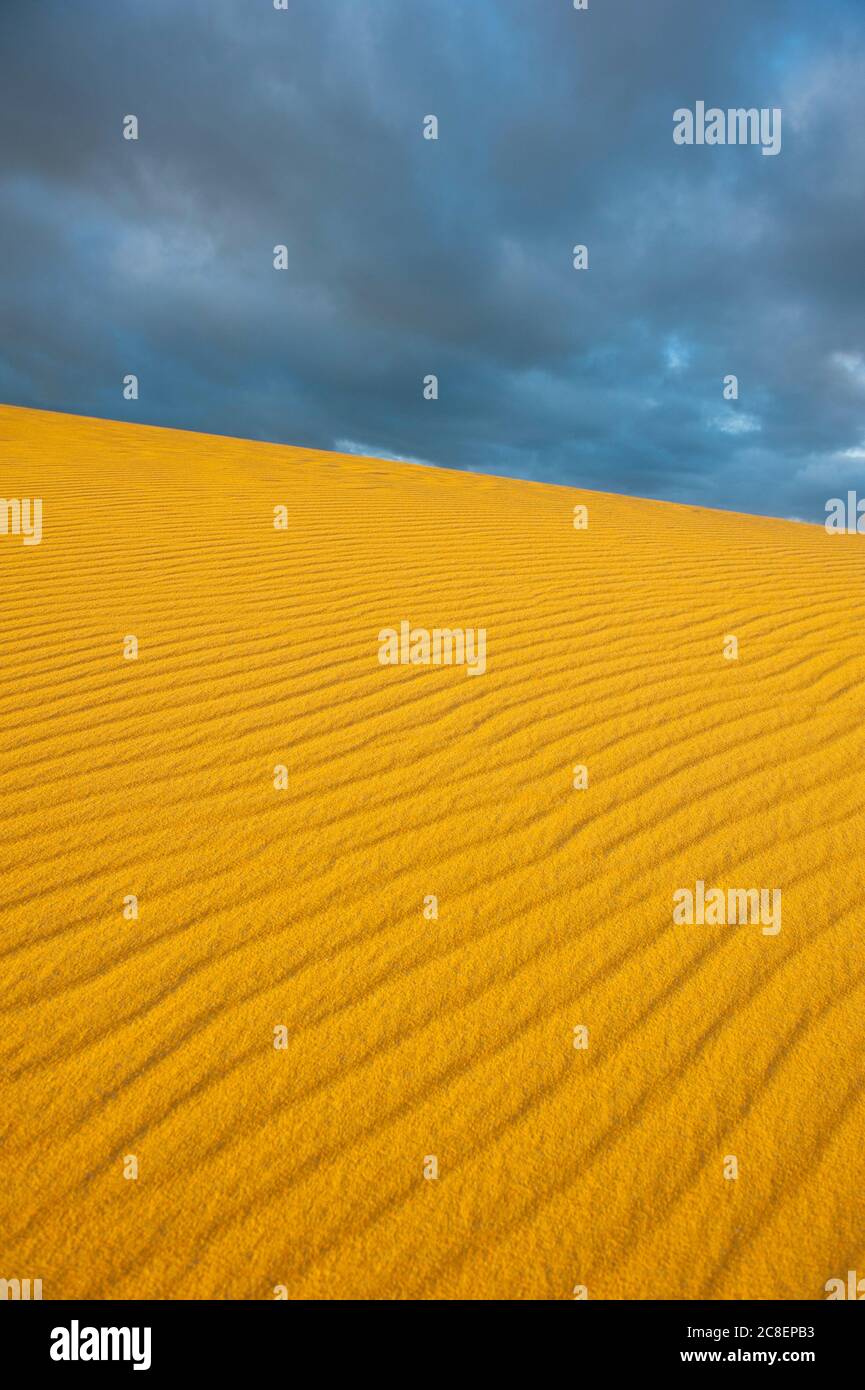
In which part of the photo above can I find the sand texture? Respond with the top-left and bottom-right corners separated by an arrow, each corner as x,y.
1,404 -> 864,1300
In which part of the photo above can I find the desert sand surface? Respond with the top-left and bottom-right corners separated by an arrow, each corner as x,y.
1,403 -> 864,1300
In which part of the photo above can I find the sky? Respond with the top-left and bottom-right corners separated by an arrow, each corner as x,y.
1,0 -> 864,520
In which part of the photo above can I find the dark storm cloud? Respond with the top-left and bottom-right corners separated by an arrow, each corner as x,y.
1,0 -> 864,518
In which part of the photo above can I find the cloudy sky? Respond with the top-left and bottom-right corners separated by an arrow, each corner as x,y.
1,0 -> 863,519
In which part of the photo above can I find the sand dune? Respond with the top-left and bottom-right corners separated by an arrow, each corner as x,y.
1,403 -> 864,1300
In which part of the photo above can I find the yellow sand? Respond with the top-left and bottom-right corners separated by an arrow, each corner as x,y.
1,403 -> 864,1301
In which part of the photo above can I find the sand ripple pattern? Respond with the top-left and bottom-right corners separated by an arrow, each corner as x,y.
1,405 -> 864,1299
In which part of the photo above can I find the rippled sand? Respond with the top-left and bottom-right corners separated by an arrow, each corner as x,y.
2,404 -> 863,1299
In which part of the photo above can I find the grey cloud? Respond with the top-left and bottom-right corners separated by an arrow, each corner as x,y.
1,0 -> 864,520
